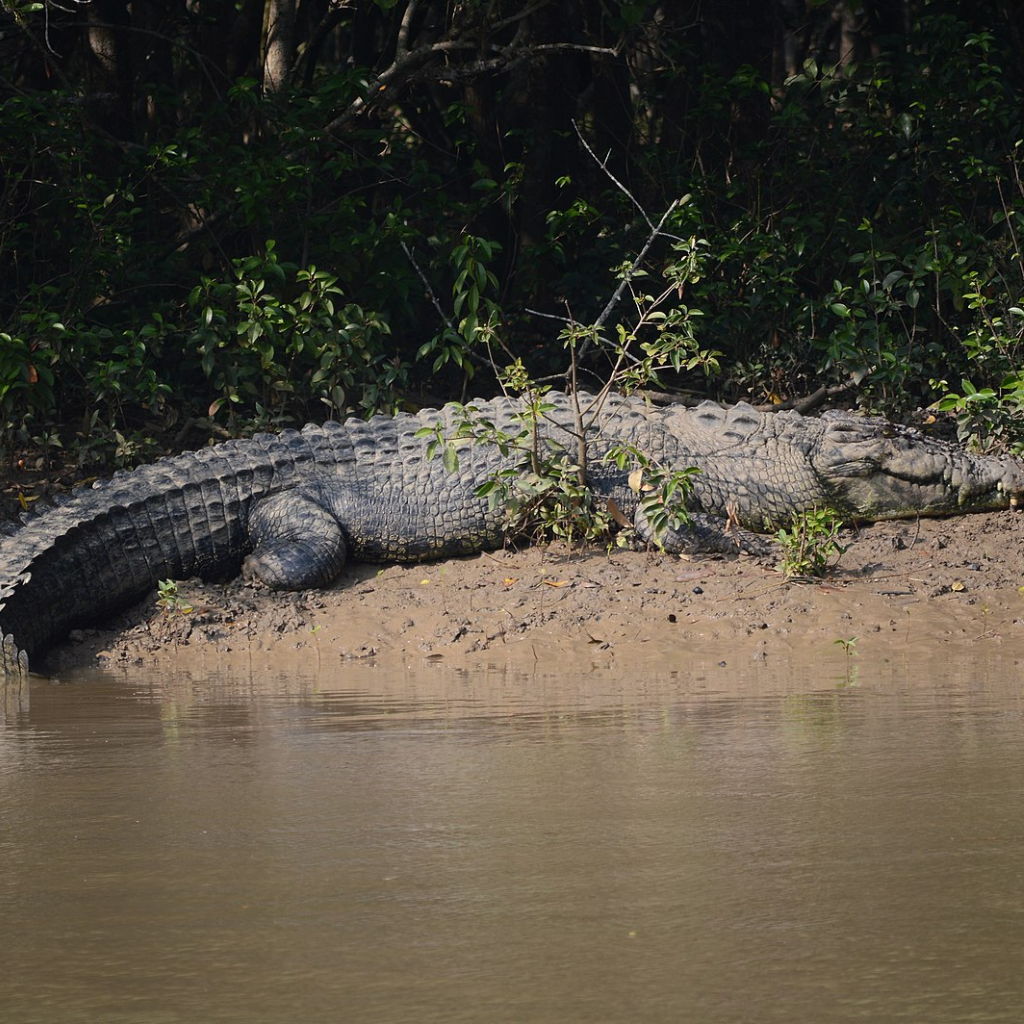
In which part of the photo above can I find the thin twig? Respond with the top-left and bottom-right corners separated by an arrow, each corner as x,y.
573,120 -> 653,231
580,197 -> 680,362
400,241 -> 453,332
396,0 -> 419,56
524,307 -> 573,324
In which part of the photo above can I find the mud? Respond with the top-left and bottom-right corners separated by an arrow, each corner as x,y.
42,510 -> 1024,677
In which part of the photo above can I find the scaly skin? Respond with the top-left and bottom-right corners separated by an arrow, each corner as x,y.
2,391 -> 1022,672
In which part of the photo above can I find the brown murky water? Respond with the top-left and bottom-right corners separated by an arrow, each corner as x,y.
3,645 -> 1024,1023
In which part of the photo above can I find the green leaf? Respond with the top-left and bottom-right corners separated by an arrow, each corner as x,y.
442,444 -> 459,474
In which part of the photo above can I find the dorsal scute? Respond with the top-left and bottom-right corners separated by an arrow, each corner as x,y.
723,402 -> 762,427
303,421 -> 342,437
691,401 -> 729,430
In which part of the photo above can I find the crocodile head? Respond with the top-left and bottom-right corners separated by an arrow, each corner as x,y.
814,411 -> 1024,519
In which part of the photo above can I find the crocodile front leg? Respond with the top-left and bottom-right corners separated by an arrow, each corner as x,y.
634,505 -> 776,557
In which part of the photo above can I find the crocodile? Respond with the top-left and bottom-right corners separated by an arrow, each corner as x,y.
2,390 -> 1023,673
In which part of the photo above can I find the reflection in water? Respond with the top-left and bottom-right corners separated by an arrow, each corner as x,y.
2,650 -> 1024,1023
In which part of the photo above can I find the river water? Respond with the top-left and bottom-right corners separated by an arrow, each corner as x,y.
3,644 -> 1024,1023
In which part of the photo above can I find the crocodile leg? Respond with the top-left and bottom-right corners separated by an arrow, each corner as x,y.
633,505 -> 776,557
244,490 -> 348,590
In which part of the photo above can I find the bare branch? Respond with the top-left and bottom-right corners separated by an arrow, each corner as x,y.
573,120 -> 651,230
396,0 -> 419,57
593,198 -> 680,333
168,4 -> 620,253
524,308 -> 573,325
529,42 -> 623,57
488,0 -> 553,34
400,241 -> 453,333
300,1 -> 354,86
322,28 -> 617,139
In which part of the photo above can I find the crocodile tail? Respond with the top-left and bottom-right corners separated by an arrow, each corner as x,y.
0,425 -> 355,667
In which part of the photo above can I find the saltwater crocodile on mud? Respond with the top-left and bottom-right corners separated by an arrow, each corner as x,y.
2,389 -> 1023,673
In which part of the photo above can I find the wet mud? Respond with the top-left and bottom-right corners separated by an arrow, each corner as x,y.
43,511 -> 1024,678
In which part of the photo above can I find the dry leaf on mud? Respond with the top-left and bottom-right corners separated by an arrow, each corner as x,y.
675,571 -> 703,582
606,497 -> 631,528
543,579 -> 571,588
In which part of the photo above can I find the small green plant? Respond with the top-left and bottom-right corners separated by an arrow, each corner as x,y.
156,579 -> 193,615
419,386 -> 700,550
498,453 -> 614,546
27,428 -> 63,472
834,635 -> 859,687
607,443 -> 700,549
931,375 -> 1024,454
775,507 -> 848,579
416,194 -> 714,551
421,383 -> 619,546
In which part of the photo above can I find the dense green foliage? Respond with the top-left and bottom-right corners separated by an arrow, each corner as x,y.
3,0 -> 1024,468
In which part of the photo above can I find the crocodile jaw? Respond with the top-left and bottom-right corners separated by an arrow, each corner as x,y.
816,412 -> 1024,519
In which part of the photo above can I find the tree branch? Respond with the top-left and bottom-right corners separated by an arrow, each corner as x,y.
396,0 -> 419,56
167,5 -> 618,254
593,199 -> 680,334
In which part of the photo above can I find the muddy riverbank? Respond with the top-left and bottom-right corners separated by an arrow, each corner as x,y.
41,510 -> 1024,677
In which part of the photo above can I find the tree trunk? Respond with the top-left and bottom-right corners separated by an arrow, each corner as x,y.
84,0 -> 134,140
264,0 -> 296,92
